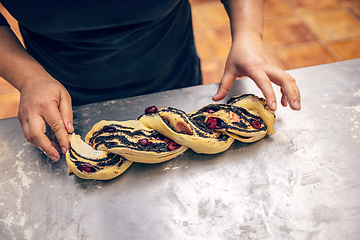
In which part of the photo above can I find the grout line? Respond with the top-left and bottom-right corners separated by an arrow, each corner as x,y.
319,40 -> 343,61
334,0 -> 360,24
280,0 -> 297,13
281,2 -> 349,64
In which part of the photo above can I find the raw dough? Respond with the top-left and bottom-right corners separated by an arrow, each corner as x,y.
66,94 -> 276,180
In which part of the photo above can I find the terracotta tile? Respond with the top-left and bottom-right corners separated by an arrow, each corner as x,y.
328,38 -> 360,60
264,0 -> 292,18
0,90 -> 20,119
200,59 -> 222,85
217,57 -> 227,72
0,4 -> 22,42
275,43 -> 336,69
302,8 -> 360,40
286,0 -> 339,11
264,16 -> 317,47
194,31 -> 212,60
338,0 -> 360,7
191,1 -> 229,29
348,4 -> 360,19
0,77 -> 17,91
203,26 -> 231,58
191,13 -> 200,32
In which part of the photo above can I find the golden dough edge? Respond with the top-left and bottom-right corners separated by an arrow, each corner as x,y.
230,95 -> 276,135
85,119 -> 190,161
139,113 -> 234,154
109,146 -> 188,164
66,133 -> 133,180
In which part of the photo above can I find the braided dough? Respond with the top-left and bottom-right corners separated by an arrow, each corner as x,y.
66,94 -> 276,180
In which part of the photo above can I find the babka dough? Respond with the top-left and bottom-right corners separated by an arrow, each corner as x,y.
66,94 -> 276,180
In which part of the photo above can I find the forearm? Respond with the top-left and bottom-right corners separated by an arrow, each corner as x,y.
221,0 -> 264,41
0,26 -> 47,91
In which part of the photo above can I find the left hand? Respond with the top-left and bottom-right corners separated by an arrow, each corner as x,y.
212,33 -> 301,111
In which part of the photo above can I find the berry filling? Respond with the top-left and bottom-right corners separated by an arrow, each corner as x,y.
103,125 -> 116,133
175,122 -> 193,135
138,138 -> 150,147
161,116 -> 170,125
181,131 -> 191,135
78,164 -> 97,173
155,134 -> 165,141
231,112 -> 241,123
167,141 -> 181,151
145,106 -> 158,114
206,117 -> 219,130
251,120 -> 262,130
206,108 -> 216,114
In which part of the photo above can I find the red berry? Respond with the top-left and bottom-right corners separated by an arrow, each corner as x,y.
206,117 -> 219,130
206,108 -> 216,114
78,164 -> 97,173
251,120 -> 261,130
167,141 -> 181,151
181,131 -> 191,135
138,138 -> 150,147
103,126 -> 116,133
162,117 -> 170,125
145,106 -> 158,114
155,134 -> 165,140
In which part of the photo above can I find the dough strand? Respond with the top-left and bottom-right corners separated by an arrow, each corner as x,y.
66,94 -> 276,180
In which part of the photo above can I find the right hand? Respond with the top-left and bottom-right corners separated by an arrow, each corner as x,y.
212,33 -> 301,111
18,71 -> 74,162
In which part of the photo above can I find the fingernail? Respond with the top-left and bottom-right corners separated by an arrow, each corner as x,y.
61,147 -> 67,155
50,155 -> 58,162
272,102 -> 277,110
67,122 -> 74,132
39,147 -> 59,162
294,100 -> 301,110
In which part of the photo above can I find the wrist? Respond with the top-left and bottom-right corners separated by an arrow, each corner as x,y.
222,0 -> 264,43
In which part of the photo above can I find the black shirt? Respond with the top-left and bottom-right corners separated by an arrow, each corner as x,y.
0,0 -> 202,105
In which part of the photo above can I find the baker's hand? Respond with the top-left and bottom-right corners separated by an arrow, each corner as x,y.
212,33 -> 301,111
18,72 -> 73,162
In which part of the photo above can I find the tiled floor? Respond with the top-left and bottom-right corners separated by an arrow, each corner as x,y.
191,0 -> 360,83
1,0 -> 360,119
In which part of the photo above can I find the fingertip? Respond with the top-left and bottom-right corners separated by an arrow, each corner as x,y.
39,147 -> 60,162
59,138 -> 70,155
61,147 -> 67,155
50,155 -> 60,162
212,84 -> 229,101
291,100 -> 301,111
268,101 -> 277,111
66,122 -> 74,133
212,92 -> 223,102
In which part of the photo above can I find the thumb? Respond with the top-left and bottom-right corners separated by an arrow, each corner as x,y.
59,92 -> 74,134
212,70 -> 237,102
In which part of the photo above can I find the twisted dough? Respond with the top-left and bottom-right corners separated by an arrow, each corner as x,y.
66,94 -> 276,180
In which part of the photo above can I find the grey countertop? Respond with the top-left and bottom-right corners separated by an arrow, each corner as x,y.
1,59 -> 360,240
